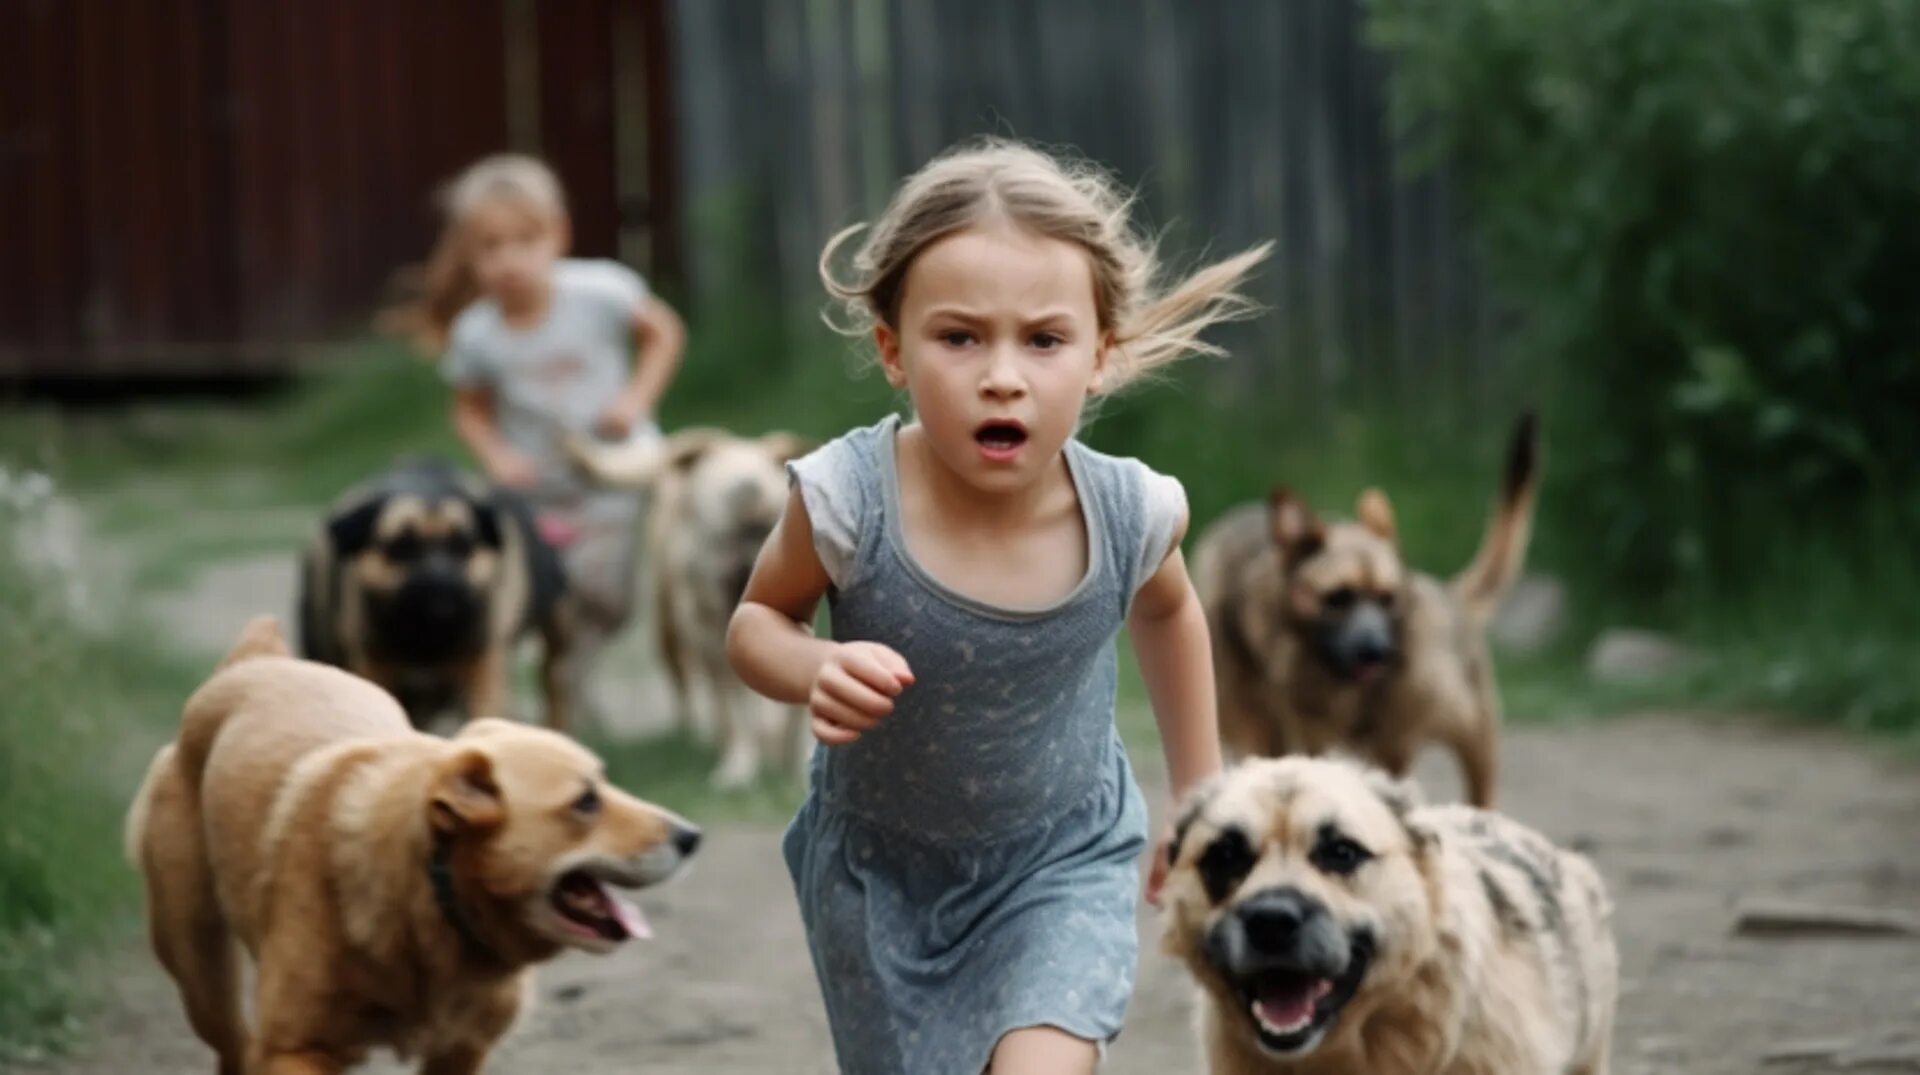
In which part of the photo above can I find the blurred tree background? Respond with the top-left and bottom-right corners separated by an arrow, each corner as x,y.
1371,0 -> 1920,730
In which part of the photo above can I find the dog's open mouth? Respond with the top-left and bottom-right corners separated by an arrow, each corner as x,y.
550,869 -> 652,944
1233,934 -> 1373,1055
1249,970 -> 1333,1039
973,421 -> 1029,458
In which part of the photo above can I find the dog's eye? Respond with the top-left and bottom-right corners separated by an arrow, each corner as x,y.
1197,828 -> 1258,903
444,533 -> 473,559
572,786 -> 601,816
386,533 -> 422,562
1374,590 -> 1397,611
1324,586 -> 1356,611
1311,833 -> 1373,877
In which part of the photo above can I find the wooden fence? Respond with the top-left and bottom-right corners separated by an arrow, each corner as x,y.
0,0 -> 679,380
673,0 -> 1492,390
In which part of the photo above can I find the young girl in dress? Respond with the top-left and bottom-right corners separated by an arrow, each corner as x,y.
385,154 -> 687,708
727,139 -> 1268,1074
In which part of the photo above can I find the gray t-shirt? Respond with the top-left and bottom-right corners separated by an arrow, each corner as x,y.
441,258 -> 650,497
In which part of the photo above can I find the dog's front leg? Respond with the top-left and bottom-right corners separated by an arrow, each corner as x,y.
463,649 -> 512,723
419,1045 -> 487,1075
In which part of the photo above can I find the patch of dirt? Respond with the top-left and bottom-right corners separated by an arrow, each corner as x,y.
32,715 -> 1920,1074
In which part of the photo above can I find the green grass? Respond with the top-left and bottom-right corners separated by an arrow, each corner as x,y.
0,511 -> 206,1060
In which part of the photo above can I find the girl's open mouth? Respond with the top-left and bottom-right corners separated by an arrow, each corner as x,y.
974,421 -> 1029,463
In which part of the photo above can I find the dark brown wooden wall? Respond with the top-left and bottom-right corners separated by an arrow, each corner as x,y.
0,0 -> 678,380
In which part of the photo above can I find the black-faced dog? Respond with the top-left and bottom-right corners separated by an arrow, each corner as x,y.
1161,756 -> 1616,1074
298,458 -> 573,730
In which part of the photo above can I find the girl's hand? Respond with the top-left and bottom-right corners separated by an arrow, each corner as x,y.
809,641 -> 914,746
594,396 -> 646,440
488,449 -> 542,490
1144,821 -> 1175,908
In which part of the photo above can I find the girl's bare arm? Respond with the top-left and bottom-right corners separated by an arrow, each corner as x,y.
728,488 -> 912,745
451,386 -> 537,486
1127,532 -> 1223,804
615,295 -> 687,419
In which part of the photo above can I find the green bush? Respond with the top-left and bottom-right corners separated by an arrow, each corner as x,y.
1371,0 -> 1920,599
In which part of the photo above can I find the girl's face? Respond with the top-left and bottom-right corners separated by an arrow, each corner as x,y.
877,222 -> 1109,496
465,199 -> 567,306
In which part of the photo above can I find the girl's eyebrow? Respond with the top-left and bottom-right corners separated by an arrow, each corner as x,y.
921,305 -> 1083,325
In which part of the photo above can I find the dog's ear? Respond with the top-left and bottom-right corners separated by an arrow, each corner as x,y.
327,497 -> 388,558
1356,487 -> 1397,543
1268,488 -> 1324,562
470,499 -> 504,549
1359,765 -> 1433,850
758,431 -> 816,465
1167,771 -> 1229,867
663,429 -> 725,473
429,748 -> 504,834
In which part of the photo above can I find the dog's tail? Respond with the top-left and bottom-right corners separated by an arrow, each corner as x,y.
1450,412 -> 1541,625
123,743 -> 177,867
219,615 -> 291,670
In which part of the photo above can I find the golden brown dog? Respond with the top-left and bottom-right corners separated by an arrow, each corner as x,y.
571,427 -> 813,788
125,617 -> 699,1074
298,458 -> 574,732
1191,414 -> 1539,806
1161,756 -> 1616,1075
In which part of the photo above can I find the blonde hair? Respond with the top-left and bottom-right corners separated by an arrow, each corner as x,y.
381,154 -> 568,352
820,138 -> 1271,394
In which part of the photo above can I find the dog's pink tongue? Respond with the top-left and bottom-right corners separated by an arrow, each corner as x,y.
1255,978 -> 1330,1031
599,881 -> 653,941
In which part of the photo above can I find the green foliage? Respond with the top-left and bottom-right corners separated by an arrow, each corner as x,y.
1371,0 -> 1920,597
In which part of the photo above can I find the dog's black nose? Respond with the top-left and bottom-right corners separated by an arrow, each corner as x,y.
1240,888 -> 1313,950
673,826 -> 703,857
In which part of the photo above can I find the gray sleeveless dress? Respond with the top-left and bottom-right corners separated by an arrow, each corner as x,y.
782,415 -> 1186,1074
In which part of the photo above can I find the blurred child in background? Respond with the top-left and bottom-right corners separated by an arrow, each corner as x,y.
386,153 -> 687,716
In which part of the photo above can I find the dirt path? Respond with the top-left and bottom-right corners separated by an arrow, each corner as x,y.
33,712 -> 1920,1074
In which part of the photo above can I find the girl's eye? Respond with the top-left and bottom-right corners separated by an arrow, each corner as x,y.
940,330 -> 975,348
1030,332 -> 1063,351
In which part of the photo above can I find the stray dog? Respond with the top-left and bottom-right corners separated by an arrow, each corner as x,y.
572,428 -> 812,788
1191,414 -> 1539,806
1161,755 -> 1616,1075
298,458 -> 574,731
125,617 -> 700,1074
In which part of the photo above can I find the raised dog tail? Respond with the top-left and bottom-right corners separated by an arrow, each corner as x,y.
219,615 -> 291,670
1450,412 -> 1541,625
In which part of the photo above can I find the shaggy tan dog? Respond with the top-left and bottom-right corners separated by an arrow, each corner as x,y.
1161,755 -> 1615,1075
125,617 -> 699,1074
1191,414 -> 1539,806
572,427 -> 812,788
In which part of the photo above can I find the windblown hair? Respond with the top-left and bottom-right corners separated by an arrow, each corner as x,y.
820,138 -> 1270,394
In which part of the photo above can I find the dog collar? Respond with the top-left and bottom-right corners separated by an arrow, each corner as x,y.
428,831 -> 501,965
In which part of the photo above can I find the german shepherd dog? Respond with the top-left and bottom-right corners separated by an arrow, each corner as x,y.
298,458 -> 574,731
1190,415 -> 1538,807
